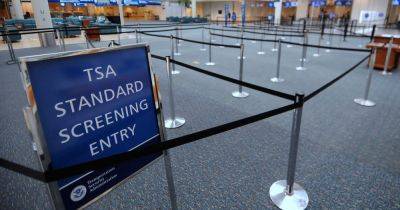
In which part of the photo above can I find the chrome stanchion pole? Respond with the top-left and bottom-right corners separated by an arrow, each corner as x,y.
296,31 -> 308,71
257,29 -> 265,55
354,48 -> 377,107
60,28 -> 66,51
205,33 -> 215,65
313,33 -> 322,57
178,25 -> 183,46
163,145 -> 178,210
6,35 -> 17,65
170,35 -> 180,75
135,29 -> 139,43
220,27 -> 225,48
270,93 -> 309,210
138,23 -> 142,42
164,56 -> 186,128
251,25 -> 257,43
200,27 -> 206,51
271,39 -> 284,83
272,29 -> 278,51
85,32 -> 90,49
287,29 -> 293,48
174,27 -> 181,56
56,29 -> 63,52
117,25 -> 121,45
232,43 -> 249,98
237,27 -> 246,59
382,37 -> 393,76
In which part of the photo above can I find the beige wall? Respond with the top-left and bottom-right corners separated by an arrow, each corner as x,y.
351,0 -> 389,24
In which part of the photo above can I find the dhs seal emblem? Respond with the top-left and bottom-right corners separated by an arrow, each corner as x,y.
70,185 -> 87,202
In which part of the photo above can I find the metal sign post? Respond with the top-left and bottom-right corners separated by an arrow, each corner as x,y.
354,48 -> 377,107
164,56 -> 186,128
271,40 -> 284,83
205,33 -> 215,66
170,35 -> 180,74
382,37 -> 393,76
19,44 -> 166,209
270,93 -> 309,210
232,43 -> 249,98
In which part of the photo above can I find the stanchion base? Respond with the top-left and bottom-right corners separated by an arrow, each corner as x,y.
251,41 -> 257,43
299,58 -> 307,62
269,180 -> 309,210
200,48 -> 207,51
257,51 -> 266,55
296,66 -> 307,71
354,98 -> 376,107
205,62 -> 216,66
271,48 -> 278,52
235,43 -> 241,46
219,46 -> 225,48
313,53 -> 320,57
237,56 -> 247,60
174,52 -> 181,56
171,70 -> 180,75
232,91 -> 249,98
287,45 -> 293,48
165,117 -> 186,129
270,77 -> 285,83
325,49 -> 331,53
381,71 -> 392,76
211,39 -> 216,42
280,37 -> 286,40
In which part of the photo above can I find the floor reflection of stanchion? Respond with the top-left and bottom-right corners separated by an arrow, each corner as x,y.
232,43 -> 249,98
205,33 -> 215,66
170,35 -> 180,75
270,93 -> 309,210
200,27 -> 206,51
164,56 -> 185,129
296,31 -> 308,71
382,37 -> 393,76
271,39 -> 284,83
354,48 -> 377,107
6,35 -> 17,65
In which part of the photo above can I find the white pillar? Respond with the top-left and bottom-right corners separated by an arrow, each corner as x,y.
117,0 -> 125,25
31,0 -> 56,47
10,0 -> 24,19
191,0 -> 196,18
274,0 -> 282,25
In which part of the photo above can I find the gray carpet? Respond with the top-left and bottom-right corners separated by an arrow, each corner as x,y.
0,25 -> 399,209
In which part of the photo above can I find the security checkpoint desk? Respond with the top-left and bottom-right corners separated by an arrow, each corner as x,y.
366,35 -> 400,71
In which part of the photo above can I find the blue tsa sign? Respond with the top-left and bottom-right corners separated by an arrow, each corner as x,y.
19,44 -> 162,209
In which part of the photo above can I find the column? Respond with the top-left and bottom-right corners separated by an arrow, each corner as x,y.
274,0 -> 282,25
117,0 -> 125,25
11,0 -> 24,19
191,0 -> 196,17
296,0 -> 309,20
31,0 -> 56,47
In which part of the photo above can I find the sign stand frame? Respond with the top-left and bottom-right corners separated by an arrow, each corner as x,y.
19,44 -> 178,210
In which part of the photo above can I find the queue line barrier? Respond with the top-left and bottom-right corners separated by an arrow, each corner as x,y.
0,46 -> 373,209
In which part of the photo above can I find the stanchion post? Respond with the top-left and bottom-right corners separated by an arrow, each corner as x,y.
174,27 -> 181,56
271,39 -> 284,82
220,27 -> 225,48
370,24 -> 376,42
56,29 -> 63,52
382,37 -> 393,75
313,33 -> 322,57
164,56 -> 186,128
205,33 -> 215,65
270,93 -> 309,210
237,27 -> 246,59
343,22 -> 348,42
170,35 -> 180,74
200,26 -> 206,51
117,25 -> 121,45
251,25 -> 257,43
287,29 -> 293,48
272,29 -> 278,51
354,48 -> 377,107
296,31 -> 307,71
232,43 -> 249,98
135,29 -> 139,43
163,146 -> 178,210
5,35 -> 17,65
257,29 -> 265,54
138,23 -> 142,42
